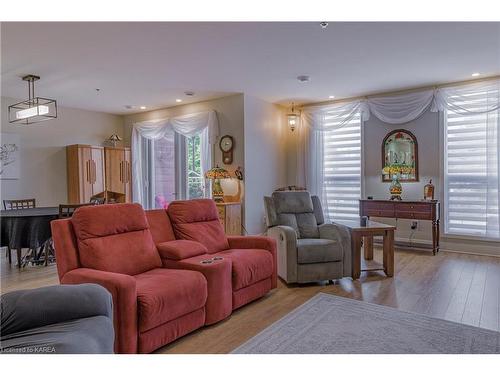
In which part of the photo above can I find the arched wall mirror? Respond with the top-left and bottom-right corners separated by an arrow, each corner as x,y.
382,129 -> 419,182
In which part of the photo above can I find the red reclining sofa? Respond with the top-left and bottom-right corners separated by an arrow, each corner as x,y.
51,200 -> 276,353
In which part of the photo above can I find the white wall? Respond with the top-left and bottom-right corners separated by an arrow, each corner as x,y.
1,96 -> 124,206
243,95 -> 287,234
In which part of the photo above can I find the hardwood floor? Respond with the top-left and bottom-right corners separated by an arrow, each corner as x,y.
1,246 -> 499,353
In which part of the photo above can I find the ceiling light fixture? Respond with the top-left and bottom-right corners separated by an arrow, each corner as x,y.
471,72 -> 481,77
139,106 -> 147,110
329,95 -> 335,99
9,75 -> 57,124
176,99 -> 182,103
184,91 -> 195,96
287,102 -> 299,132
297,75 -> 310,83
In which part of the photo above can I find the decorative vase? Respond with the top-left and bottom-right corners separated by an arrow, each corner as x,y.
389,174 -> 402,200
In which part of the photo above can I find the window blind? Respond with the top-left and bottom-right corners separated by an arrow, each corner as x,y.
323,112 -> 362,221
444,92 -> 499,238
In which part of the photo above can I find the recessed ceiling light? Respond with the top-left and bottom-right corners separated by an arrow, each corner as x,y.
124,105 -> 134,109
471,72 -> 481,77
184,91 -> 195,96
176,99 -> 182,103
139,106 -> 147,110
329,95 -> 335,99
297,75 -> 310,83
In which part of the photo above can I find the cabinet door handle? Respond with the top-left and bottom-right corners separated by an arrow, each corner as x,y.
126,161 -> 130,183
92,160 -> 96,183
86,160 -> 91,183
119,161 -> 123,182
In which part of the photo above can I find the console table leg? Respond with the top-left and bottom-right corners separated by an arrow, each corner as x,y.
383,230 -> 394,277
352,234 -> 362,280
364,236 -> 373,260
436,220 -> 440,253
432,220 -> 438,255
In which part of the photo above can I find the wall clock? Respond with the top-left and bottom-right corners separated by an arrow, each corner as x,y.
219,135 -> 234,164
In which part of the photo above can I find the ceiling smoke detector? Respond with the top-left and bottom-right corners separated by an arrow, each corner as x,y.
184,91 -> 195,96
320,22 -> 328,29
297,75 -> 310,83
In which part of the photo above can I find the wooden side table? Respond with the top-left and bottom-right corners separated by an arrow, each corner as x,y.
216,202 -> 242,235
335,220 -> 396,280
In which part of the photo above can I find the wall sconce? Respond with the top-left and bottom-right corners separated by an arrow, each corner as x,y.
287,102 -> 299,132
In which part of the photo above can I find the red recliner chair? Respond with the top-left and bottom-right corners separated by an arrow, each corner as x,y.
146,199 -> 277,325
51,203 -> 208,354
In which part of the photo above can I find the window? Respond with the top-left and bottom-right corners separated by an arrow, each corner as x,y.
186,135 -> 205,199
444,91 -> 499,238
139,133 -> 207,209
323,111 -> 362,221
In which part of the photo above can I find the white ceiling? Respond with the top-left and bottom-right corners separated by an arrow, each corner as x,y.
1,22 -> 499,114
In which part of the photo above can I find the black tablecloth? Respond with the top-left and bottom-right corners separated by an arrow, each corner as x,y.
0,207 -> 59,250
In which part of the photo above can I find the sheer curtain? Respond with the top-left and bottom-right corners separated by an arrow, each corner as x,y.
298,100 -> 369,220
131,110 -> 219,206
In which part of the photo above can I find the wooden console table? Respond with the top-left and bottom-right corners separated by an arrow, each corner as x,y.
359,199 -> 440,255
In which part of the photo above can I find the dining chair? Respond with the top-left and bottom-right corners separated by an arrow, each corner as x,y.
89,197 -> 105,205
3,198 -> 36,265
58,203 -> 94,219
3,198 -> 36,210
43,203 -> 96,266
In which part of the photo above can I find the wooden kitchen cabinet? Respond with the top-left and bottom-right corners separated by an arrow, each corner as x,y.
104,147 -> 132,203
66,145 -> 105,204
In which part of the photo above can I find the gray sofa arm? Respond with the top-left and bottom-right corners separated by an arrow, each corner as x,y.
319,223 -> 352,277
1,284 -> 113,337
267,225 -> 298,283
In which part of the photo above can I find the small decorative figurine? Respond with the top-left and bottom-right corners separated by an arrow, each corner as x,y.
424,179 -> 435,200
235,166 -> 243,180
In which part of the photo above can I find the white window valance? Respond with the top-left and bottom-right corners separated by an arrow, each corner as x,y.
301,78 -> 500,129
131,110 -> 219,204
132,110 -> 219,143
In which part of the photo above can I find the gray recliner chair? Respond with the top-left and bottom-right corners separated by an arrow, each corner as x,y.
264,191 -> 352,284
1,284 -> 114,354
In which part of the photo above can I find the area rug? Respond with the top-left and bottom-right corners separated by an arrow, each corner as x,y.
232,293 -> 500,354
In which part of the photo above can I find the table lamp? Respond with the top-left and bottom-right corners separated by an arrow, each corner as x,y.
205,165 -> 231,202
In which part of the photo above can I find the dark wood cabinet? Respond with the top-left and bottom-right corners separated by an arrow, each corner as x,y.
359,199 -> 440,254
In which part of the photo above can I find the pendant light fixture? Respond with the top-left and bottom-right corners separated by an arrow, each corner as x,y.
287,102 -> 299,132
8,75 -> 57,124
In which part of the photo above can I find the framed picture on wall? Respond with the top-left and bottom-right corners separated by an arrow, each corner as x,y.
1,133 -> 20,180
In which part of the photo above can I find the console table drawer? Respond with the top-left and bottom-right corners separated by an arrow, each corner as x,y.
363,201 -> 394,211
397,203 -> 432,213
395,211 -> 432,220
365,209 -> 395,218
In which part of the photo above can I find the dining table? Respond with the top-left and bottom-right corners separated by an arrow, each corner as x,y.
0,206 -> 59,268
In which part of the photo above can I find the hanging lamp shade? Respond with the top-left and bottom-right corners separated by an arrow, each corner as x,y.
8,75 -> 57,124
